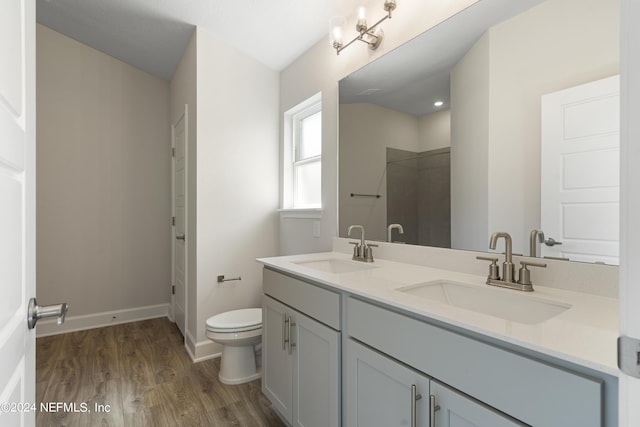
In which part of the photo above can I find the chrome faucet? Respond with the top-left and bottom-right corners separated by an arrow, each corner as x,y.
348,225 -> 376,262
529,229 -> 543,257
387,223 -> 404,243
490,232 -> 515,283
477,231 -> 547,291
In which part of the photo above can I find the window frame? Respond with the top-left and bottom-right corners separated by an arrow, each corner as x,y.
282,93 -> 322,213
292,103 -> 322,208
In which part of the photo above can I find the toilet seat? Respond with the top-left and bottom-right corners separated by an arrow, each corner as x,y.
206,308 -> 262,333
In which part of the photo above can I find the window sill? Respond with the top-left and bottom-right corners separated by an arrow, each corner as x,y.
278,208 -> 323,219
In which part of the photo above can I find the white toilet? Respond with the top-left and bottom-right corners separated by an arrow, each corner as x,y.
205,308 -> 262,385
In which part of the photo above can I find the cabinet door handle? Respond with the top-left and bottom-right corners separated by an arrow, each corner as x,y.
288,320 -> 296,354
429,394 -> 440,427
283,315 -> 290,351
411,384 -> 422,427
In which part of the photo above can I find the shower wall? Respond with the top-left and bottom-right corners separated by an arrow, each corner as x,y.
387,147 -> 451,247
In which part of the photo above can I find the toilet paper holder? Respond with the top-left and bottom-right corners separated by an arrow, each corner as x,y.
217,275 -> 241,283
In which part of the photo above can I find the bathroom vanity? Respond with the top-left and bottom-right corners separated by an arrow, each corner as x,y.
258,248 -> 618,426
262,268 -> 341,427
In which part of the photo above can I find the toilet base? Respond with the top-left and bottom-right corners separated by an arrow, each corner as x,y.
218,345 -> 262,385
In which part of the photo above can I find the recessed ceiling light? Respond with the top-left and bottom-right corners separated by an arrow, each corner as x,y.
434,101 -> 444,107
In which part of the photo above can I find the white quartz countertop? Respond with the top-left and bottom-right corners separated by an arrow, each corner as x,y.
257,252 -> 619,377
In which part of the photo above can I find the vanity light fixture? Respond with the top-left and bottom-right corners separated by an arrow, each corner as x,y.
330,1 -> 397,55
434,100 -> 444,107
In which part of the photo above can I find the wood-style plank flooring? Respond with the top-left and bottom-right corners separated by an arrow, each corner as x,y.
36,317 -> 285,427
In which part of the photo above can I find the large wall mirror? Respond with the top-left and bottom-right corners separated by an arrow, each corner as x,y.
338,0 -> 620,264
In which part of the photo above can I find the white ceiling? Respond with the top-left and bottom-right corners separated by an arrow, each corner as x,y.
36,0 -> 377,80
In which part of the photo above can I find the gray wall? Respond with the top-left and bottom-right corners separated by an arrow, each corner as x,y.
36,24 -> 171,316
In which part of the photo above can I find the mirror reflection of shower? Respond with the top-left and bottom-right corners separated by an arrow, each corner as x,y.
386,147 -> 450,247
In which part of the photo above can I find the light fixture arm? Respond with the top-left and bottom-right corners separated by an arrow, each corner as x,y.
334,3 -> 395,55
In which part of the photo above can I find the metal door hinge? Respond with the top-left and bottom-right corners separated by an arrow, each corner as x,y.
172,147 -> 175,157
618,335 -> 640,378
172,216 -> 175,226
172,285 -> 175,295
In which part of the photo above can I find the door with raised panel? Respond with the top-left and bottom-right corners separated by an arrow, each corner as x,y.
0,1 -> 36,426
292,310 -> 340,427
345,339 -> 430,427
541,75 -> 620,264
262,296 -> 293,422
430,381 -> 524,427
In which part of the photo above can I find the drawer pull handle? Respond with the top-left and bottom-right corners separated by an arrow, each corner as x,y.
288,321 -> 296,354
411,384 -> 422,427
429,394 -> 440,427
283,315 -> 290,350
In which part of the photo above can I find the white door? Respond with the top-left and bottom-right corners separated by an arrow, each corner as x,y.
541,75 -> 620,264
172,107 -> 187,336
620,1 -> 640,424
0,0 -> 36,426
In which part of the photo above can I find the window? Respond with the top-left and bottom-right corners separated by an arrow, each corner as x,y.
283,93 -> 322,210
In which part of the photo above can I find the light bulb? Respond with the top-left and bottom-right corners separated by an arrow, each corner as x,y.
358,7 -> 366,20
332,26 -> 343,43
356,6 -> 367,33
329,16 -> 346,49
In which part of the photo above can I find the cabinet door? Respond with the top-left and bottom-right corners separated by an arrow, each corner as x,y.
263,296 -> 293,423
430,381 -> 524,427
345,339 -> 430,427
292,311 -> 341,427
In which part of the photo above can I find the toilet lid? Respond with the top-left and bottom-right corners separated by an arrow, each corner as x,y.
206,308 -> 262,332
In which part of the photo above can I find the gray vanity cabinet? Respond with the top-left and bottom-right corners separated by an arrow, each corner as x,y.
345,339 -> 522,427
347,296 -> 604,426
262,268 -> 341,427
345,338 -> 430,426
429,381 -> 524,427
263,296 -> 293,421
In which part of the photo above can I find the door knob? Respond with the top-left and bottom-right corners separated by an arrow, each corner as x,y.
176,234 -> 185,241
27,298 -> 68,329
543,237 -> 563,247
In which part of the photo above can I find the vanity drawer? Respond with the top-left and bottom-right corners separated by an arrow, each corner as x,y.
347,296 -> 603,427
263,268 -> 340,330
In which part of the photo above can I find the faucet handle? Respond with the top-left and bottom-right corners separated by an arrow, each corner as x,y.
349,241 -> 360,258
517,260 -> 547,286
476,256 -> 500,280
364,243 -> 377,262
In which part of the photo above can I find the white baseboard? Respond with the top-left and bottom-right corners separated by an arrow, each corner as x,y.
185,330 -> 198,360
192,339 -> 222,362
184,329 -> 222,362
35,303 -> 170,337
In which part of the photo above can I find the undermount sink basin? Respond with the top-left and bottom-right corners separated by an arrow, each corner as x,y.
294,258 -> 377,274
396,280 -> 571,324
